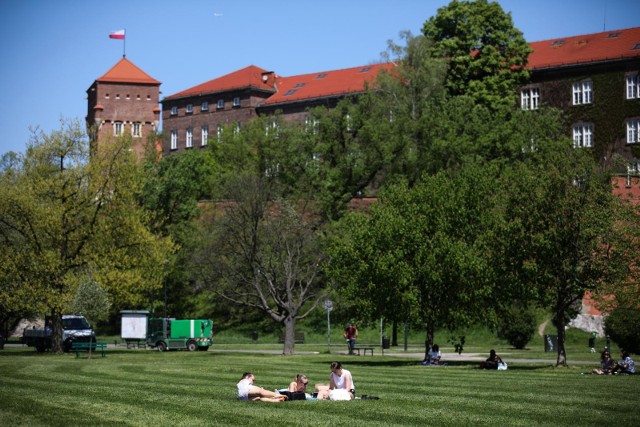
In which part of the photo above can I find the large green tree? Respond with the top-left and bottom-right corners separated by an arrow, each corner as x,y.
0,120 -> 173,352
327,165 -> 502,360
498,141 -> 640,366
422,0 -> 531,110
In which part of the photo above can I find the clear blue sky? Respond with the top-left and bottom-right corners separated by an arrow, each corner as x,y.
0,0 -> 637,156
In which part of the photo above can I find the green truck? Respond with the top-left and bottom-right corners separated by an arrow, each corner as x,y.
146,318 -> 213,352
120,310 -> 213,352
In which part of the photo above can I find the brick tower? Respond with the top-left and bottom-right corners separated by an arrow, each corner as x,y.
86,57 -> 161,157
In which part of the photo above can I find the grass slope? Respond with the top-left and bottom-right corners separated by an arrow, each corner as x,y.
0,347 -> 637,426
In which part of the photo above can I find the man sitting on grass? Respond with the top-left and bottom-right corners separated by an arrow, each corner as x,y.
237,372 -> 287,402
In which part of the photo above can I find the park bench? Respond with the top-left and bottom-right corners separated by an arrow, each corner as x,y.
72,341 -> 107,357
352,345 -> 376,356
278,331 -> 305,343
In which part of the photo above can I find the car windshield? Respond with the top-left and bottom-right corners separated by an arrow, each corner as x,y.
62,317 -> 91,329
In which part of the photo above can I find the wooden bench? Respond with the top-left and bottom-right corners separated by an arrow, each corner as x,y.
353,346 -> 376,356
278,332 -> 305,343
72,341 -> 107,357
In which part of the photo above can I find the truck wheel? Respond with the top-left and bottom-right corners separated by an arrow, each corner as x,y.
187,340 -> 198,352
156,342 -> 167,352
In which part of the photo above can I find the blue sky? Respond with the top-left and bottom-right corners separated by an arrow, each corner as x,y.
0,0 -> 637,156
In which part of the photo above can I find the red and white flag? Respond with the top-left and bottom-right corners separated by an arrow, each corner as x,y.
109,29 -> 125,40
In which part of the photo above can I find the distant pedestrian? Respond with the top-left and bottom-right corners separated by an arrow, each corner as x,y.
344,322 -> 358,355
588,332 -> 596,353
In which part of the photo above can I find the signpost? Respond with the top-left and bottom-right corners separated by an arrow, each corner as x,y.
323,300 -> 333,353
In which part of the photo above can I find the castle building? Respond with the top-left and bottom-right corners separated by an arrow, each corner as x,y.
86,57 -> 161,157
160,27 -> 640,173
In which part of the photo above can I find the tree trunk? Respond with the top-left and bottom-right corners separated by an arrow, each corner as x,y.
556,315 -> 567,366
51,311 -> 64,354
282,316 -> 296,356
423,319 -> 435,362
392,321 -> 398,347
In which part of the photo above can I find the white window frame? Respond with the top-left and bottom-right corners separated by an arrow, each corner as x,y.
114,121 -> 123,136
170,130 -> 178,150
186,104 -> 193,114
233,97 -> 241,107
186,128 -> 193,148
217,99 -> 224,109
201,125 -> 208,146
572,123 -> 593,148
626,74 -> 639,100
572,81 -> 593,105
170,106 -> 178,115
521,88 -> 540,110
201,101 -> 209,111
132,122 -> 142,138
627,119 -> 640,144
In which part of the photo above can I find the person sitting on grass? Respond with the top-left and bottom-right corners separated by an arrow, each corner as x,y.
482,349 -> 504,370
237,372 -> 287,402
329,361 -> 356,400
592,350 -> 616,375
422,344 -> 442,365
610,351 -> 636,375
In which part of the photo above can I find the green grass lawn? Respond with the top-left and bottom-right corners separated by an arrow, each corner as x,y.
1,345 -> 637,426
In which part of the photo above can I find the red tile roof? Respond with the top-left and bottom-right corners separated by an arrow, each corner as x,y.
97,57 -> 161,85
165,65 -> 275,100
528,26 -> 640,70
260,63 -> 396,107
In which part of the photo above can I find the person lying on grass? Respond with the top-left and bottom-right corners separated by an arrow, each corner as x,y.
237,372 -> 287,402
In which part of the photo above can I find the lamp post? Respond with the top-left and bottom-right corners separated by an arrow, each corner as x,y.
323,300 -> 333,353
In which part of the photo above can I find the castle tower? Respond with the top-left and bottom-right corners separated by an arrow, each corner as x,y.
86,57 -> 161,157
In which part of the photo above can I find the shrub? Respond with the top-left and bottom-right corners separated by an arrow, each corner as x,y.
604,308 -> 640,354
501,308 -> 536,349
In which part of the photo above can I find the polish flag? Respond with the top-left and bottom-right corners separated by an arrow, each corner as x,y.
109,30 -> 125,40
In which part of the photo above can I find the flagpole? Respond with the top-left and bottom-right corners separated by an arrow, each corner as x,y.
123,28 -> 126,58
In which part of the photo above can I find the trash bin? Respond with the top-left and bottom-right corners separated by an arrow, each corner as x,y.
544,334 -> 557,352
382,336 -> 390,349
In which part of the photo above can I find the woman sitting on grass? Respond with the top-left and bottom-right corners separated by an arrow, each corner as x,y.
237,372 -> 287,402
610,351 -> 635,375
592,350 -> 616,375
482,349 -> 504,370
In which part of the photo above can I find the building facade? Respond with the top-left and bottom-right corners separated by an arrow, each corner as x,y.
86,57 -> 161,157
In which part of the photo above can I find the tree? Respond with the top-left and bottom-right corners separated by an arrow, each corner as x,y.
327,164 -> 502,360
70,276 -> 111,358
0,119 -> 173,353
195,175 -> 326,355
498,141 -> 640,365
422,0 -> 531,111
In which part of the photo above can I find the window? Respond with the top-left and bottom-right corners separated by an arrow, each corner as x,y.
572,123 -> 593,148
186,128 -> 193,148
114,122 -> 123,136
627,119 -> 640,144
170,130 -> 178,150
521,88 -> 540,110
626,74 -> 639,99
345,113 -> 353,132
233,122 -> 241,134
201,101 -> 209,111
171,106 -> 178,115
572,81 -> 593,105
186,104 -> 193,114
305,117 -> 318,134
201,126 -> 208,146
132,122 -> 142,138
265,120 -> 279,137
217,99 -> 224,109
216,124 -> 223,140
233,97 -> 241,107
